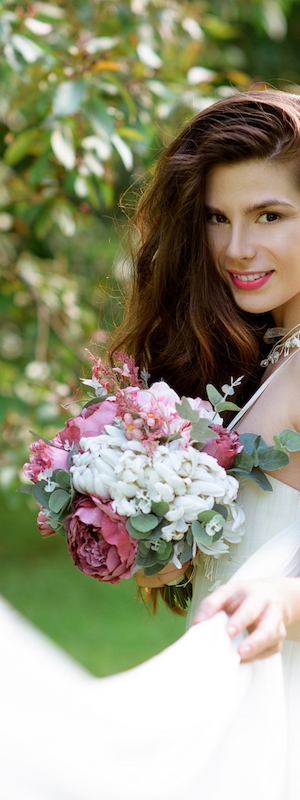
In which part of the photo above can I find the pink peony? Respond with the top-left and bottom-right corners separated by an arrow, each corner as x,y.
24,439 -> 69,483
57,398 -> 117,446
202,425 -> 243,470
64,497 -> 138,584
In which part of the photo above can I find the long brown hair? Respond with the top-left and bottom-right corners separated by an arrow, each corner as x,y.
109,90 -> 300,612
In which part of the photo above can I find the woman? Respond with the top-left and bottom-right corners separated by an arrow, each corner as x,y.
2,90 -> 300,799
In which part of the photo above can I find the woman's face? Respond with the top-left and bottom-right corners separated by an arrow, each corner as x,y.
205,158 -> 300,327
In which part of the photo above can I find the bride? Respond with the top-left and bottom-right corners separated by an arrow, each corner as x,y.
2,89 -> 300,800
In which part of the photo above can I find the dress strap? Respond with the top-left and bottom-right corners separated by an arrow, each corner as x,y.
227,350 -> 299,431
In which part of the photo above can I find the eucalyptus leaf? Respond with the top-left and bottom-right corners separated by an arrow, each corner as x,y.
179,541 -> 193,562
29,431 -> 62,449
273,435 -> 288,454
144,563 -> 166,577
156,541 -> 172,561
16,484 -> 33,494
191,419 -> 219,443
257,447 -> 289,470
247,467 -> 273,491
131,513 -> 159,533
197,510 -> 218,523
276,429 -> 300,452
238,433 -> 264,456
126,518 -> 147,540
186,528 -> 193,546
175,396 -> 199,422
31,481 -> 50,508
52,469 -> 71,489
215,401 -> 240,412
221,384 -> 235,395
191,520 -> 212,546
48,489 -> 70,513
213,503 -> 228,520
206,384 -> 223,406
233,450 -> 254,473
212,528 -> 224,542
151,500 -> 169,516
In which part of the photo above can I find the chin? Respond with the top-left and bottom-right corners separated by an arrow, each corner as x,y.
231,292 -> 274,316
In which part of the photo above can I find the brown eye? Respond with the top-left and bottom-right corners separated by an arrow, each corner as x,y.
260,212 -> 280,222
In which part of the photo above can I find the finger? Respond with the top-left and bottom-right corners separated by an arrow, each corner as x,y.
242,642 -> 282,663
225,594 -> 269,638
238,607 -> 286,660
193,584 -> 244,624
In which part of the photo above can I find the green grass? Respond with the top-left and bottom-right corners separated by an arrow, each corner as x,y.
0,491 -> 185,676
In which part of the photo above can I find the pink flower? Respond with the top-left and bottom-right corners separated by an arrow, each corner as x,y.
23,439 -> 69,483
57,398 -> 117,447
64,497 -> 138,584
121,412 -> 144,440
37,509 -> 57,537
202,425 -> 243,470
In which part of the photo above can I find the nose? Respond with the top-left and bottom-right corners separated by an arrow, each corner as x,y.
225,223 -> 257,264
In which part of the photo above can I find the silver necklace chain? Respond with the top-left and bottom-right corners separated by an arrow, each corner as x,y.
261,325 -> 300,368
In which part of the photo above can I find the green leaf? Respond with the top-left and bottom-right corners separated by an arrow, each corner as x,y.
156,541 -> 173,561
257,447 -> 289,470
131,513 -> 159,533
31,481 -> 50,508
213,503 -> 228,520
175,396 -> 199,422
233,450 -> 254,473
191,419 -> 219,443
53,80 -> 86,117
4,129 -> 39,166
144,563 -> 166,577
126,518 -> 143,539
215,401 -> 240,412
191,520 -> 212,546
29,431 -> 62,449
212,528 -> 224,542
186,527 -> 193,546
16,484 -> 33,494
48,489 -> 70,513
52,469 -> 71,489
247,467 -> 273,491
151,500 -> 169,516
197,510 -> 218,523
82,396 -> 108,409
276,429 -> 300,452
206,384 -> 223,406
238,433 -> 263,456
179,541 -> 193,562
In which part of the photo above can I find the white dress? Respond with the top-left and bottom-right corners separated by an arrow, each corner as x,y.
1,360 -> 300,800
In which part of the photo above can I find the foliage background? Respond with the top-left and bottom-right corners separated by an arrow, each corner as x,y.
1,0 -> 300,675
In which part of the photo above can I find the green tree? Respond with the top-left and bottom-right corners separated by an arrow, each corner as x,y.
1,0 -> 300,490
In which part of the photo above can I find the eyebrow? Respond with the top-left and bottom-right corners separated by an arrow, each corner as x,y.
205,199 -> 294,214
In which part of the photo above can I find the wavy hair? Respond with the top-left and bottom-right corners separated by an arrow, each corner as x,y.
109,90 -> 300,612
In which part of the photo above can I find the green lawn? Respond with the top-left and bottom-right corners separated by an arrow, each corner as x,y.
0,491 -> 185,676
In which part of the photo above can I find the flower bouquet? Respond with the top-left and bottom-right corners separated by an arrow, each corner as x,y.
19,352 -> 300,609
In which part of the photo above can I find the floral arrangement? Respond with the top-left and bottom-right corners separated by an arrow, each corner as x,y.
19,352 -> 300,609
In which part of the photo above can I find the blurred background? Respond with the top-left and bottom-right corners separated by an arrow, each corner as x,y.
1,0 -> 300,676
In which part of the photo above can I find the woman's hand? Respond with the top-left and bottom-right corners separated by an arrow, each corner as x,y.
135,561 -> 190,588
194,577 -> 300,662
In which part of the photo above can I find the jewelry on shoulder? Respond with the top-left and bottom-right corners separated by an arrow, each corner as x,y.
261,322 -> 300,367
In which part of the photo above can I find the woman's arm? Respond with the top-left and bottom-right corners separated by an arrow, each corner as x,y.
194,576 -> 300,662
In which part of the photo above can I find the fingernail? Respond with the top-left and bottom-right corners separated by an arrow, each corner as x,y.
240,644 -> 251,655
227,625 -> 237,637
194,611 -> 208,623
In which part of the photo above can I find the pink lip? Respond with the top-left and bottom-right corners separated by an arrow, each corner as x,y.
228,271 -> 274,290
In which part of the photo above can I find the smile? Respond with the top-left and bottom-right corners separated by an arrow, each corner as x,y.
228,271 -> 274,290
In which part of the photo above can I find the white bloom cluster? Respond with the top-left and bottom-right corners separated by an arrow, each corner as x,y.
70,425 -> 245,556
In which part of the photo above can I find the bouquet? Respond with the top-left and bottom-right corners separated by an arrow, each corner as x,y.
19,352 -> 300,609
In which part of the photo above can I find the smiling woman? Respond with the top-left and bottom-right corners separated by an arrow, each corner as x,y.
205,159 -> 300,318
5,91 -> 300,800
